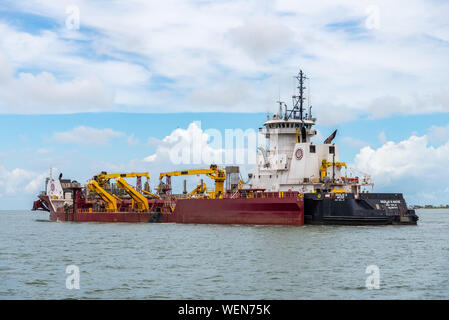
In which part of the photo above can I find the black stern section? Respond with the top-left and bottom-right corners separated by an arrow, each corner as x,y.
304,192 -> 418,225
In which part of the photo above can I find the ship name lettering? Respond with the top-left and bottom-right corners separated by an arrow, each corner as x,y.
379,200 -> 401,209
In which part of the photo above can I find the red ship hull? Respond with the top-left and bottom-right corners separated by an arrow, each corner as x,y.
50,210 -> 153,223
172,197 -> 303,225
35,193 -> 304,226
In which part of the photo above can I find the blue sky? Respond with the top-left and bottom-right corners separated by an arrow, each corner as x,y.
1,0 -> 449,208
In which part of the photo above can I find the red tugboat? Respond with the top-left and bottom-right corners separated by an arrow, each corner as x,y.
32,166 -> 304,226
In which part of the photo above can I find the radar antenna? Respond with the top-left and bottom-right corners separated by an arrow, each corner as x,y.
287,69 -> 307,120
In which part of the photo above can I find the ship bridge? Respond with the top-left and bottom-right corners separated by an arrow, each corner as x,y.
261,118 -> 317,142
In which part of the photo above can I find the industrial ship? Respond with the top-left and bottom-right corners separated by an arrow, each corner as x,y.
32,167 -> 304,225
32,69 -> 418,225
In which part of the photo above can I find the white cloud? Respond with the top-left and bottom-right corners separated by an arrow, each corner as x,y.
0,0 -> 448,119
227,16 -> 294,60
353,133 -> 449,203
52,126 -> 124,145
0,165 -> 47,197
366,92 -> 449,119
143,121 -> 225,166
142,121 -> 258,174
1,71 -> 114,113
139,121 -> 261,193
0,52 -> 115,113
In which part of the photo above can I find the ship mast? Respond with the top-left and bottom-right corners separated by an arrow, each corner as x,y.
288,69 -> 308,120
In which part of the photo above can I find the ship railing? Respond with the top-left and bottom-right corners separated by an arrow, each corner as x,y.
229,190 -> 240,199
225,191 -> 301,199
76,208 -> 145,214
253,191 -> 300,199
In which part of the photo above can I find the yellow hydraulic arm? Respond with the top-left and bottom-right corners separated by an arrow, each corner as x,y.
87,180 -> 117,212
320,159 -> 347,182
159,164 -> 226,197
116,177 -> 149,212
142,189 -> 160,198
94,172 -> 150,187
189,182 -> 207,195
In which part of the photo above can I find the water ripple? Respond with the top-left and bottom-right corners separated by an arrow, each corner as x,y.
0,209 -> 448,299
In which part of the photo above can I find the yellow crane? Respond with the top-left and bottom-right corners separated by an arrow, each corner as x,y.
159,164 -> 226,198
87,180 -> 117,212
93,171 -> 150,187
116,177 -> 149,212
320,159 -> 347,182
142,189 -> 160,198
189,182 -> 207,196
91,171 -> 152,212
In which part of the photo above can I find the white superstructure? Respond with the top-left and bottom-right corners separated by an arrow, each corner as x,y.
249,70 -> 372,194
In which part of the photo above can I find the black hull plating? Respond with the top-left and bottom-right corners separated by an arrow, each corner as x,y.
303,192 -> 418,225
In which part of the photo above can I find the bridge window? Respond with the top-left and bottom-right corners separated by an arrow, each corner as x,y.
310,145 -> 316,153
329,146 -> 335,154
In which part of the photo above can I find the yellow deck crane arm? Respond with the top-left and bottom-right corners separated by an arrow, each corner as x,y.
87,180 -> 117,212
94,172 -> 150,187
320,159 -> 347,182
158,168 -> 217,180
116,177 -> 149,212
159,165 -> 226,198
189,182 -> 207,195
142,189 -> 160,198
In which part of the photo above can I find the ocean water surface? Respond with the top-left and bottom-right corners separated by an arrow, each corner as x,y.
0,209 -> 448,299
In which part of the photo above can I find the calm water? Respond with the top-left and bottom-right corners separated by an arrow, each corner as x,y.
0,209 -> 448,299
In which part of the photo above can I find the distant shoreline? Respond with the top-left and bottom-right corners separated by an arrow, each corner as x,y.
413,207 -> 449,210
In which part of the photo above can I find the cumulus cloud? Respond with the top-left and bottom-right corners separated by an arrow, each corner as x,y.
353,133 -> 449,203
139,121 -> 259,193
0,52 -> 115,113
52,126 -> 124,145
143,121 -> 260,171
143,121 -> 225,166
0,1 -> 448,119
0,165 -> 47,197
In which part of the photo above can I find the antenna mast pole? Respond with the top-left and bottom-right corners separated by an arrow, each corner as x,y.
291,69 -> 307,120
299,70 -> 304,120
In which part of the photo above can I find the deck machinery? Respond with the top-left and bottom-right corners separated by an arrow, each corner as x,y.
33,163 -> 304,225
